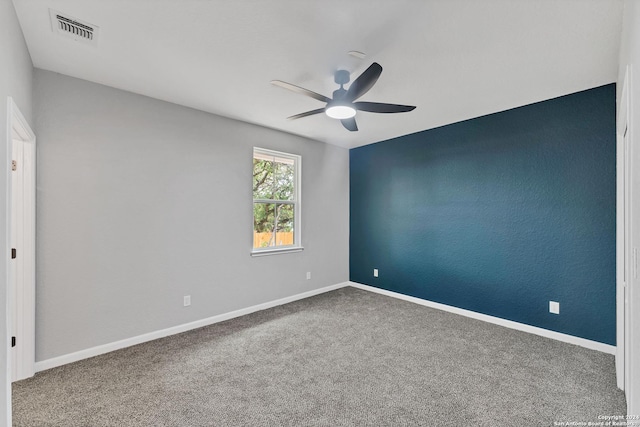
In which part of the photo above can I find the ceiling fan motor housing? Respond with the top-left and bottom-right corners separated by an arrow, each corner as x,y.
332,87 -> 348,101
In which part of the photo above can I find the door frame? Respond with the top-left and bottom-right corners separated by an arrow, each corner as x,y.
5,97 -> 35,384
616,66 -> 631,396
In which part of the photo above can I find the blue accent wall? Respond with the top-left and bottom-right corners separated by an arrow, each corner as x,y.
349,84 -> 616,345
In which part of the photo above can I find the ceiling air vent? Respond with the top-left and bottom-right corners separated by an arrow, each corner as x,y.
49,9 -> 99,46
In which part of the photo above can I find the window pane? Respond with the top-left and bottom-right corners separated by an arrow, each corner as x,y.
252,148 -> 300,253
275,203 -> 294,246
253,202 -> 275,248
274,160 -> 295,201
253,158 -> 274,199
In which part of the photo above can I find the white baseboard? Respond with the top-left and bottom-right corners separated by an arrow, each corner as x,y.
348,282 -> 616,355
35,280 -> 614,373
35,282 -> 350,372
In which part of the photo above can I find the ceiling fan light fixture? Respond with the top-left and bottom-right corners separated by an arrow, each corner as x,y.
325,104 -> 356,119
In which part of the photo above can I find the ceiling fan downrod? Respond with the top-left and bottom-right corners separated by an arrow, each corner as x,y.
333,69 -> 350,99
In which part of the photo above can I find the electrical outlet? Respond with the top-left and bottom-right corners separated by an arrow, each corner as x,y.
306,272 -> 311,280
373,269 -> 379,278
184,295 -> 191,307
549,301 -> 559,315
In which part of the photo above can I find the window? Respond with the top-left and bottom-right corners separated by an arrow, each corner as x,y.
252,148 -> 301,255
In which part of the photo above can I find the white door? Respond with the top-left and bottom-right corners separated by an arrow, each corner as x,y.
624,124 -> 631,395
7,98 -> 36,382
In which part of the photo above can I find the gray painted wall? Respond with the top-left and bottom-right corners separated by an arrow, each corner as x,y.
34,69 -> 349,362
1,0 -> 33,422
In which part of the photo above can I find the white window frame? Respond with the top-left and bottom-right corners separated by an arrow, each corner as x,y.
251,147 -> 302,256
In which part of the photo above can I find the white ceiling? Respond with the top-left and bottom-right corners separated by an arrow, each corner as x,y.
13,0 -> 623,149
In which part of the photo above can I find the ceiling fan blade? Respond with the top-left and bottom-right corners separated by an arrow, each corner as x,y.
287,108 -> 326,120
345,62 -> 383,101
271,80 -> 332,103
354,102 -> 416,113
341,117 -> 358,132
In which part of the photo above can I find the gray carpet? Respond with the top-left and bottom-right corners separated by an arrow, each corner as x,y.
12,287 -> 626,426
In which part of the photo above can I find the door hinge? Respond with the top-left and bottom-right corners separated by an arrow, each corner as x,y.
11,160 -> 16,171
11,248 -> 16,259
11,337 -> 15,348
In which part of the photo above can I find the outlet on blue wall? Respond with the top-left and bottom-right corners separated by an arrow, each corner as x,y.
350,84 -> 616,345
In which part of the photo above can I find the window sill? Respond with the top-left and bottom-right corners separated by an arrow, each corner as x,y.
251,247 -> 304,257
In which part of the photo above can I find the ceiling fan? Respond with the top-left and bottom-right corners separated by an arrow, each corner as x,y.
271,62 -> 416,132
